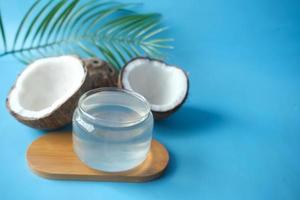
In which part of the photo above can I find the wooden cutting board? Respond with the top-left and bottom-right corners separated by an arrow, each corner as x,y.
27,131 -> 169,182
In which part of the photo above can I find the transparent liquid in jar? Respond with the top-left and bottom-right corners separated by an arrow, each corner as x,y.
73,104 -> 153,172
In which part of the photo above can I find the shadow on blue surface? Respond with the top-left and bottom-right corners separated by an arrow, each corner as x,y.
154,106 -> 225,181
156,106 -> 225,134
61,124 -> 72,132
29,123 -> 73,136
159,150 -> 177,180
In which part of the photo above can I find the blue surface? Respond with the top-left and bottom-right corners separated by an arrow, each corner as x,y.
1,0 -> 300,199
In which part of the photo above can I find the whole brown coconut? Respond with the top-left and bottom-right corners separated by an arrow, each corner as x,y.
6,56 -> 118,130
119,57 -> 189,120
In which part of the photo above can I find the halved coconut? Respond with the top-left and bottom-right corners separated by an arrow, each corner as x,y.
6,55 -> 118,130
119,57 -> 189,119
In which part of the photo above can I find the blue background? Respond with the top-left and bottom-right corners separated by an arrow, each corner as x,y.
1,0 -> 300,199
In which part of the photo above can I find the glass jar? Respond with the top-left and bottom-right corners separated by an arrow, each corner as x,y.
72,88 -> 153,172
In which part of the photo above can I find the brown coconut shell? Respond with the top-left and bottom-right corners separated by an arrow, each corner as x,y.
6,57 -> 118,130
84,57 -> 118,88
118,57 -> 189,120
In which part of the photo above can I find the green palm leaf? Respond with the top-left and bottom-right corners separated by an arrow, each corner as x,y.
46,0 -> 80,43
0,0 -> 173,69
0,11 -> 7,51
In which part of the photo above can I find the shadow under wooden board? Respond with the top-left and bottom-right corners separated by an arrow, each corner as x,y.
26,131 -> 169,182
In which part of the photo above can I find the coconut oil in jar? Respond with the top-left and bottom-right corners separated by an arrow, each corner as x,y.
72,88 -> 153,172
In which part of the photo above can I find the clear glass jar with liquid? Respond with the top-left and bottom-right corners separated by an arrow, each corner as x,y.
72,88 -> 153,172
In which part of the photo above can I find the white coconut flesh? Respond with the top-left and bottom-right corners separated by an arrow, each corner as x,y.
8,56 -> 86,119
122,59 -> 188,112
